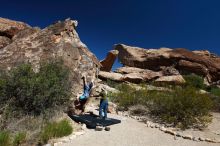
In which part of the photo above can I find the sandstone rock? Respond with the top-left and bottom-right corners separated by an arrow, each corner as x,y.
115,66 -> 149,74
199,137 -> 205,141
95,126 -> 103,131
93,83 -> 119,96
182,135 -> 193,140
164,129 -> 176,135
160,66 -> 180,76
178,60 -> 208,76
0,18 -> 101,97
155,75 -> 185,84
99,69 -> 162,83
0,17 -> 30,38
123,73 -> 144,83
99,71 -> 123,81
159,126 -> 166,132
193,50 -> 219,58
100,50 -> 118,71
175,132 -> 181,137
115,44 -> 220,83
0,36 -> 11,48
192,137 -> 200,142
116,66 -> 162,82
115,44 -> 174,70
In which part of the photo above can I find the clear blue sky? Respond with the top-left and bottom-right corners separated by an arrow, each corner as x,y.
1,0 -> 220,68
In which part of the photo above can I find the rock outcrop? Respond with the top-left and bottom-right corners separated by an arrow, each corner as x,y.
155,75 -> 185,85
115,66 -> 162,83
0,18 -> 101,96
100,50 -> 118,72
99,69 -> 162,83
115,44 -> 220,83
99,71 -> 123,81
0,17 -> 30,38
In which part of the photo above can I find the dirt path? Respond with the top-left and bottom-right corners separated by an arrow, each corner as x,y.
59,112 -> 219,146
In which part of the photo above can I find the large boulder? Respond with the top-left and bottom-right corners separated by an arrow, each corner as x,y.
99,68 -> 162,83
0,18 -> 101,96
115,44 -> 220,83
100,50 -> 118,71
115,66 -> 162,83
98,71 -> 123,81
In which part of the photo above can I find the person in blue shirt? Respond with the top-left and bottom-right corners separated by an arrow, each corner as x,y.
75,76 -> 94,113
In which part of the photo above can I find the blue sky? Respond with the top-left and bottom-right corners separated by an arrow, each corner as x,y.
1,0 -> 220,69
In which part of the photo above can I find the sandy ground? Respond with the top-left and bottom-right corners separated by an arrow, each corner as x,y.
59,112 -> 219,146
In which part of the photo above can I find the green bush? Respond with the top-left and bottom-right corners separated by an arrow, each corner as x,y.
113,84 -> 213,129
4,60 -> 71,114
106,79 -> 118,88
13,132 -> 26,146
210,87 -> 220,97
109,84 -> 148,109
209,86 -> 220,111
183,74 -> 205,89
40,119 -> 73,143
149,86 -> 212,129
0,131 -> 11,146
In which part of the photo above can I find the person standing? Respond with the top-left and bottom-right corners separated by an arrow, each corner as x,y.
99,89 -> 108,119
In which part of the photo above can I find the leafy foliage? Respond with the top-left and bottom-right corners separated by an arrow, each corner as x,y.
0,60 -> 71,114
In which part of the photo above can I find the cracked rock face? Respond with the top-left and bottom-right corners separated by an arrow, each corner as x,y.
0,18 -> 101,96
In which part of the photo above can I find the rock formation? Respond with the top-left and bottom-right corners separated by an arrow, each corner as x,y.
0,17 -> 101,96
100,50 -> 118,72
115,44 -> 220,83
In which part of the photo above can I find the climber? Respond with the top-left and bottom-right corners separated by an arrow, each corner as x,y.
75,75 -> 94,113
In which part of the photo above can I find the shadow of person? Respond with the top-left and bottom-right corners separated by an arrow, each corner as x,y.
68,112 -> 121,129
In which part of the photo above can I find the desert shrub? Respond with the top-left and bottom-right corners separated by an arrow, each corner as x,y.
13,132 -> 26,146
183,74 -> 205,89
0,131 -> 11,146
106,79 -> 118,88
208,86 -> 220,111
210,86 -> 220,97
40,119 -> 73,143
113,84 -> 213,129
6,60 -> 71,114
109,84 -> 148,109
148,86 -> 212,129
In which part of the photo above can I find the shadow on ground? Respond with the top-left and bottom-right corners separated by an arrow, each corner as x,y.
68,113 -> 121,129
